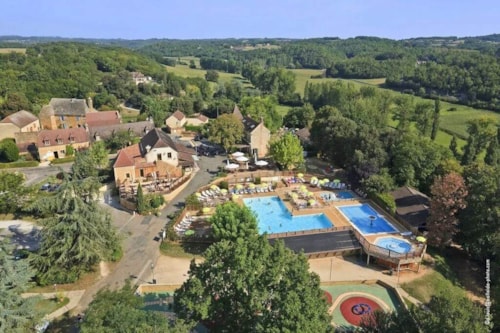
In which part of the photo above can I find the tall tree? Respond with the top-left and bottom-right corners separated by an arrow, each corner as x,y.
392,95 -> 414,133
283,103 -> 315,129
174,237 -> 331,332
457,163 -> 500,260
88,140 -> 109,169
449,135 -> 460,159
209,202 -> 259,242
269,132 -> 305,170
414,101 -> 434,137
29,158 -> 121,284
208,114 -> 244,153
430,98 -> 441,140
461,117 -> 498,165
136,183 -> 146,215
0,241 -> 42,332
427,172 -> 468,248
484,126 -> 500,166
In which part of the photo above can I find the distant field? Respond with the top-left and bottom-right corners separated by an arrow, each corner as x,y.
165,64 -> 252,88
164,62 -> 500,144
0,48 -> 26,54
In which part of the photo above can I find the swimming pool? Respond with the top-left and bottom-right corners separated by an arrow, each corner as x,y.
374,237 -> 411,254
243,196 -> 333,234
338,204 -> 397,235
337,190 -> 355,199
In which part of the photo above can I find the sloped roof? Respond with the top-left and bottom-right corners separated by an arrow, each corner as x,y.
42,98 -> 89,117
89,121 -> 154,142
242,116 -> 260,132
140,128 -> 178,153
113,144 -> 141,168
390,186 -> 430,228
295,127 -> 310,141
196,114 -> 209,122
37,128 -> 89,147
171,110 -> 185,121
233,105 -> 243,121
0,110 -> 38,128
86,111 -> 121,127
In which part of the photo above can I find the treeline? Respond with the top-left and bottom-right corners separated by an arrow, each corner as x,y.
137,36 -> 500,112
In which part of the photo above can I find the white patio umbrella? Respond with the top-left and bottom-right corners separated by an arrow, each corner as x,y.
255,160 -> 268,166
225,163 -> 239,170
232,151 -> 244,158
236,156 -> 249,162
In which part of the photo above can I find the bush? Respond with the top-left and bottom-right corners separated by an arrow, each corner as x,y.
0,138 -> 19,162
65,145 -> 75,157
369,192 -> 396,214
218,180 -> 229,190
254,177 -> 261,185
148,194 -> 165,209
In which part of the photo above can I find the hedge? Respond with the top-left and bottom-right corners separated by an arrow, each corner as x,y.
0,161 -> 39,169
50,157 -> 76,164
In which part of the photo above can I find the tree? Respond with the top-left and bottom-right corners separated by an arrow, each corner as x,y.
88,141 -> 109,169
484,127 -> 499,166
427,172 -> 468,248
208,114 -> 244,153
430,98 -> 441,140
136,183 -> 146,215
205,70 -> 219,82
461,117 -> 498,165
0,171 -> 30,214
65,145 -> 75,157
413,101 -> 434,137
449,135 -> 460,159
0,241 -> 42,332
457,163 -> 500,260
71,150 -> 99,179
209,202 -> 259,241
240,96 -> 282,132
0,139 -> 19,162
359,308 -> 418,333
269,132 -> 305,170
411,291 -> 489,333
29,174 -> 121,284
104,130 -> 140,152
361,168 -> 395,195
174,237 -> 331,332
81,283 -> 193,333
283,103 -> 315,128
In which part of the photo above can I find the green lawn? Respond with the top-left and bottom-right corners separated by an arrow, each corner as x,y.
165,63 -> 252,88
0,48 -> 26,54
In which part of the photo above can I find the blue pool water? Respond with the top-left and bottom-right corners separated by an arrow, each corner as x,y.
375,237 -> 411,254
243,196 -> 333,234
337,190 -> 355,199
338,204 -> 397,235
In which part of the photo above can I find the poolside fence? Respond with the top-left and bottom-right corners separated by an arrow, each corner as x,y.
352,229 -> 426,263
266,225 -> 353,239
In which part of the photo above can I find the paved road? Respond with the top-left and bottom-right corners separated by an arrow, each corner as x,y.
73,155 -> 224,313
13,163 -> 73,186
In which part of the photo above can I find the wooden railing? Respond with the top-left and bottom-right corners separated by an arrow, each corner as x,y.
351,228 -> 425,263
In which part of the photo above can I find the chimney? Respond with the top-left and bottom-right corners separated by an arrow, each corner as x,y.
87,96 -> 93,110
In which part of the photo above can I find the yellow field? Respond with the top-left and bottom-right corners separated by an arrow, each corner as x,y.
0,48 -> 26,54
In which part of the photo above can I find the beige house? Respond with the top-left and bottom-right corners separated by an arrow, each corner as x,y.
37,128 -> 89,161
39,98 -> 91,130
113,128 -> 195,185
232,105 -> 270,158
130,72 -> 153,85
165,110 -> 187,134
0,110 -> 40,141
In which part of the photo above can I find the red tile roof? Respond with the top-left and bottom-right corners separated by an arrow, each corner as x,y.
113,144 -> 141,168
37,128 -> 89,147
86,111 -> 121,127
197,114 -> 209,122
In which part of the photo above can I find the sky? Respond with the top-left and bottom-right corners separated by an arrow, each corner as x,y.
1,0 -> 499,40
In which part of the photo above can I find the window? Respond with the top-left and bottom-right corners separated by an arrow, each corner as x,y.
167,152 -> 172,159
140,169 -> 144,177
60,115 -> 65,121
69,136 -> 75,143
43,139 -> 50,146
157,153 -> 162,161
126,173 -> 131,178
56,138 -> 63,144
76,116 -> 80,121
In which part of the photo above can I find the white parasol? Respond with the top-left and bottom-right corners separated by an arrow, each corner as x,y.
255,160 -> 268,166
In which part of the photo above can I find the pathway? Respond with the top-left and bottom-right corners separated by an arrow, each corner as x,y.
72,155 -> 224,313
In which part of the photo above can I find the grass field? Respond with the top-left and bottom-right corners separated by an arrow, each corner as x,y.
0,48 -> 26,54
163,59 -> 500,145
